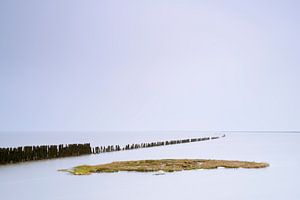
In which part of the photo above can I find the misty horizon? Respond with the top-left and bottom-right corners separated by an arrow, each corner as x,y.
1,0 -> 299,132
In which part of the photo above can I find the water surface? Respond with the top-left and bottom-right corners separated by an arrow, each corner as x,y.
0,131 -> 299,200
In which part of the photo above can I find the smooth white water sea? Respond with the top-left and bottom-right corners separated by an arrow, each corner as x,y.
0,131 -> 299,200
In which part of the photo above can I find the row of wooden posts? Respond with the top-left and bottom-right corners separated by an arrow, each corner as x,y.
0,143 -> 91,165
0,135 -> 224,165
91,135 -> 224,154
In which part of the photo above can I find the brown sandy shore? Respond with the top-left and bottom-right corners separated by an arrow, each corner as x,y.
60,159 -> 269,175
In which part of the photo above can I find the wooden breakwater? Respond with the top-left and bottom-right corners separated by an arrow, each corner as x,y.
92,135 -> 225,154
0,134 -> 225,165
0,143 -> 91,165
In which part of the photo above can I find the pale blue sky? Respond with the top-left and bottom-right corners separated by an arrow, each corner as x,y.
0,0 -> 299,132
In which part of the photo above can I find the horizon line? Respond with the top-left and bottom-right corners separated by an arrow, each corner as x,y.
0,130 -> 300,133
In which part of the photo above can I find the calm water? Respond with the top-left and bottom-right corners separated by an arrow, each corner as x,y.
0,131 -> 300,200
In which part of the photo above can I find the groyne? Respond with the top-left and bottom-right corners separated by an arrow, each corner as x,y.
91,135 -> 224,154
0,134 -> 225,165
0,143 -> 91,165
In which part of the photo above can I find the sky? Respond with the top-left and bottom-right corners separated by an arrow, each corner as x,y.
0,0 -> 299,132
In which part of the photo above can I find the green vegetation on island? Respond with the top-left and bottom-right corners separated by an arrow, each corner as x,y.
61,159 -> 269,175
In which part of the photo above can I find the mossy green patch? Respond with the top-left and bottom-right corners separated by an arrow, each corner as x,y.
60,159 -> 269,175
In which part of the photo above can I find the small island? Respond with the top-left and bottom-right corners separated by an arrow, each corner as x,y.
61,159 -> 269,175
